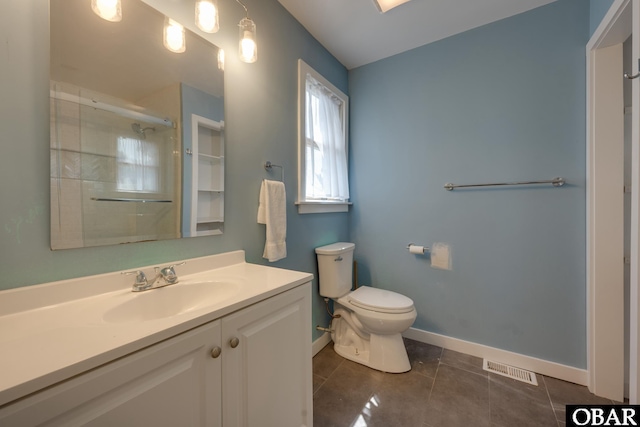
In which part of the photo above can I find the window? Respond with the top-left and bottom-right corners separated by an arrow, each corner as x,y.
297,59 -> 350,214
116,137 -> 161,193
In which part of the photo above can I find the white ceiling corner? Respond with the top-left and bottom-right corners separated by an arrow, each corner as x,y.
277,0 -> 558,70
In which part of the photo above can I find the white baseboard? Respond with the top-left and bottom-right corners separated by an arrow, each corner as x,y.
403,327 -> 588,386
312,332 -> 332,356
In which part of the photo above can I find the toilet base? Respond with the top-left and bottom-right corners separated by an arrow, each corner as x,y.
331,315 -> 411,373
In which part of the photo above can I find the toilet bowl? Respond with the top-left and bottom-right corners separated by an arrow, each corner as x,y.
315,242 -> 417,373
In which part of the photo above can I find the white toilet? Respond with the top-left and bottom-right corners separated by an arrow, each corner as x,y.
315,242 -> 417,373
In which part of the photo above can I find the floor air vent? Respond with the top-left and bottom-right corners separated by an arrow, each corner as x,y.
483,359 -> 538,386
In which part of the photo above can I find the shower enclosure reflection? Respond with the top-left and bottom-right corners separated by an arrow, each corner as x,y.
50,0 -> 224,249
50,82 -> 180,248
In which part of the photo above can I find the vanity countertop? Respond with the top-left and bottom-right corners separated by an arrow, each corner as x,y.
0,251 -> 313,408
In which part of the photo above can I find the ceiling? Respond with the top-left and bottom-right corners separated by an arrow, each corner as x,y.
277,0 -> 557,70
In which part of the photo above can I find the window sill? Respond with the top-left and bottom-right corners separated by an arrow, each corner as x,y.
295,201 -> 351,214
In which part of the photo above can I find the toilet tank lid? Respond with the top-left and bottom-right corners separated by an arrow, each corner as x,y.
348,286 -> 415,313
315,242 -> 355,255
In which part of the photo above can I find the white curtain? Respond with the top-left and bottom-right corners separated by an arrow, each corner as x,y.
305,75 -> 349,201
116,137 -> 160,193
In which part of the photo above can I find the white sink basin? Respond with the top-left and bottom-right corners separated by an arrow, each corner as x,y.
103,280 -> 240,323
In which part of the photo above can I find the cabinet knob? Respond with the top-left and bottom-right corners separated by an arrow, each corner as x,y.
229,337 -> 240,348
211,346 -> 222,359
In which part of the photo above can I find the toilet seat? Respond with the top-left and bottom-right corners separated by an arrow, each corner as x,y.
345,286 -> 415,314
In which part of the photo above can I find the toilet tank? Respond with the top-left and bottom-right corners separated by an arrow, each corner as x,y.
315,242 -> 355,298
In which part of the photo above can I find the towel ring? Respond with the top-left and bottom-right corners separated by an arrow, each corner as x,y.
264,161 -> 284,182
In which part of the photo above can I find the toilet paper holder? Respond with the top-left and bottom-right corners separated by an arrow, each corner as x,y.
407,243 -> 429,255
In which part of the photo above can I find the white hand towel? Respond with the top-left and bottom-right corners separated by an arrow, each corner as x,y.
257,179 -> 287,262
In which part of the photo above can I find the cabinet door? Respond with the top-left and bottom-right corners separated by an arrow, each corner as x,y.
222,284 -> 312,427
0,320 -> 222,427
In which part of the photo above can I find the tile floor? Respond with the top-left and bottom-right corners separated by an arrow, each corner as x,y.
313,338 -> 619,427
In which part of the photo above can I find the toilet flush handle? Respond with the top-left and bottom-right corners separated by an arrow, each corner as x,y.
334,256 -> 343,262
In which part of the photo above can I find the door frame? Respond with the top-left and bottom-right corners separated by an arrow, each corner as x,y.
586,0 -> 631,402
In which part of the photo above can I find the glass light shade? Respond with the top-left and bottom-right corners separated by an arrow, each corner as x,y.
238,18 -> 257,63
91,0 -> 122,22
373,0 -> 412,13
217,49 -> 225,71
163,18 -> 186,53
195,0 -> 219,33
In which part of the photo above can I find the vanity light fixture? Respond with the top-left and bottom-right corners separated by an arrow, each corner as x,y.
90,0 -> 257,62
235,0 -> 257,63
163,18 -> 186,53
91,0 -> 122,22
373,0 -> 412,13
238,17 -> 257,63
195,0 -> 219,33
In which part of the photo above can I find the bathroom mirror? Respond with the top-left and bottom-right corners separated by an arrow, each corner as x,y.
50,0 -> 225,249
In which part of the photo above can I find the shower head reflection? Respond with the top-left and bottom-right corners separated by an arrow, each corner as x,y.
131,123 -> 156,139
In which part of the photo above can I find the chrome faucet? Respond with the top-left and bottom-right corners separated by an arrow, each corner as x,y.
155,262 -> 186,286
122,270 -> 150,292
122,262 -> 186,292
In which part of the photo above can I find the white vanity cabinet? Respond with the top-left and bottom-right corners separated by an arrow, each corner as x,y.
0,319 -> 223,427
0,284 -> 312,427
222,283 -> 312,426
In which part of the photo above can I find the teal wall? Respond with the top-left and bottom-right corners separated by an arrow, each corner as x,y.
590,0 -> 615,36
348,0 -> 589,367
0,0 -> 347,339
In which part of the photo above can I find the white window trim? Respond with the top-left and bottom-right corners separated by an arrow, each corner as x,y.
296,59 -> 350,214
295,201 -> 351,214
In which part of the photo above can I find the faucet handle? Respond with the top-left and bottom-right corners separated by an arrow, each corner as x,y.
122,270 -> 149,290
160,261 -> 186,285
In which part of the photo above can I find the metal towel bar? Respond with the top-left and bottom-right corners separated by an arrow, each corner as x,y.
91,197 -> 173,203
444,177 -> 565,191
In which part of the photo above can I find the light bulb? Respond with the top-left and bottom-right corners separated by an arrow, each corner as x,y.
91,0 -> 122,22
196,0 -> 219,33
240,36 -> 256,62
164,18 -> 186,53
238,18 -> 257,63
217,49 -> 225,71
